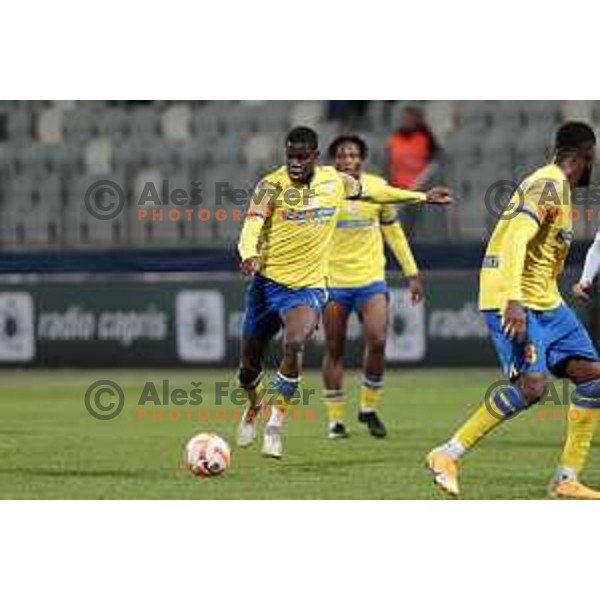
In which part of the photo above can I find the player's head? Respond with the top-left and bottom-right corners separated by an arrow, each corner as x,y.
554,121 -> 596,187
328,134 -> 368,179
286,126 -> 319,184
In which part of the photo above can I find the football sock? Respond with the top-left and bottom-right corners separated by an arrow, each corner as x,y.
360,376 -> 383,413
439,438 -> 466,459
324,389 -> 345,423
239,371 -> 264,410
453,383 -> 529,452
556,379 -> 600,479
265,371 -> 300,427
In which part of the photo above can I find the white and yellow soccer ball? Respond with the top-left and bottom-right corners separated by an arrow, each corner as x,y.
183,433 -> 231,477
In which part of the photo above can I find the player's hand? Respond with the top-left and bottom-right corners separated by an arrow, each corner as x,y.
240,257 -> 259,277
425,187 -> 453,205
573,281 -> 593,303
503,300 -> 527,341
408,274 -> 425,305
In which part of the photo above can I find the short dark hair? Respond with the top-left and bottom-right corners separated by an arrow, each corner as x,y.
555,121 -> 596,152
328,134 -> 368,159
286,126 -> 319,150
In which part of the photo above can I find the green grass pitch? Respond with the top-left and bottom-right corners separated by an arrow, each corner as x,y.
0,368 -> 595,499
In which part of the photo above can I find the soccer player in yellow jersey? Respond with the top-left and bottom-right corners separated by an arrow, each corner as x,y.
427,122 -> 600,499
236,127 -> 450,458
323,135 -> 425,439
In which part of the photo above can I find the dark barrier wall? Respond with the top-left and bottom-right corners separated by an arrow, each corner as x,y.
0,269 -> 593,368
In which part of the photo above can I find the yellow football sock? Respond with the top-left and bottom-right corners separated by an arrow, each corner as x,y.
453,383 -> 531,450
360,379 -> 383,412
247,379 -> 264,408
239,373 -> 264,412
324,390 -> 345,423
454,403 -> 505,449
264,372 -> 300,420
559,406 -> 599,474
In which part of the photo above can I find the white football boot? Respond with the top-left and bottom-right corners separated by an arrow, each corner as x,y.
237,403 -> 263,448
262,424 -> 283,459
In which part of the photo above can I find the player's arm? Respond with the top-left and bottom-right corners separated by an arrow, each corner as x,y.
343,173 -> 451,205
502,176 -> 562,339
381,214 -> 424,304
237,179 -> 275,276
574,230 -> 600,301
501,212 -> 540,340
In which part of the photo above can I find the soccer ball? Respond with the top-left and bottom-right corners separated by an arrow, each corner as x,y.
183,433 -> 231,477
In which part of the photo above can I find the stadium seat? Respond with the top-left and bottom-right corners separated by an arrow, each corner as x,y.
458,101 -> 492,132
64,107 -> 98,141
251,101 -> 290,135
243,132 -> 278,166
192,104 -> 224,137
561,100 -> 593,123
83,137 -> 113,175
424,100 -> 457,143
1,173 -> 63,246
64,171 -> 128,246
35,105 -> 64,145
96,106 -> 131,140
129,106 -> 161,141
289,101 -> 324,129
161,103 -> 192,141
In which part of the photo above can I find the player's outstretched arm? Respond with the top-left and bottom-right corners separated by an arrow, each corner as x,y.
574,230 -> 600,302
351,177 -> 453,205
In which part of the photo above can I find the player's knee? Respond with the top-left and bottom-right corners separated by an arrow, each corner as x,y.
573,376 -> 600,409
283,337 -> 305,361
517,374 -> 547,404
238,365 -> 263,390
365,333 -> 386,356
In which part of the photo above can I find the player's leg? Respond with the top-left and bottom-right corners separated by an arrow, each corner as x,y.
357,290 -> 389,438
263,302 -> 321,458
427,309 -> 547,496
322,299 -> 351,439
236,274 -> 280,447
548,359 -> 600,499
237,335 -> 270,447
545,306 -> 600,498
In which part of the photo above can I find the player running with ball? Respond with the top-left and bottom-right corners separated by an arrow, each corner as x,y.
427,122 -> 600,499
236,126 -> 451,458
323,135 -> 426,440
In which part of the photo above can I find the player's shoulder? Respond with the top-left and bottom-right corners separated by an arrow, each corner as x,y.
522,163 -> 566,189
317,165 -> 343,181
256,166 -> 287,189
361,172 -> 387,187
315,166 -> 348,194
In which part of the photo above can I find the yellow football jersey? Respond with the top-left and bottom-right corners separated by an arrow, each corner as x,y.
479,163 -> 572,311
238,165 -> 346,288
328,173 -> 406,287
